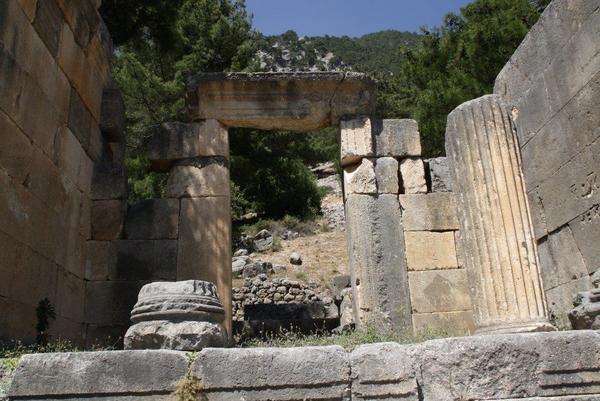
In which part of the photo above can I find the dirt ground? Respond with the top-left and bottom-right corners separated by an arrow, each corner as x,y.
232,229 -> 349,288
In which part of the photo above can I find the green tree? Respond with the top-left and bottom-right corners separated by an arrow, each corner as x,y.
110,0 -> 256,200
386,0 -> 549,156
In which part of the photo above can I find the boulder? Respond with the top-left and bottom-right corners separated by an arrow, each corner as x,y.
569,289 -> 600,329
290,252 -> 303,265
252,229 -> 273,252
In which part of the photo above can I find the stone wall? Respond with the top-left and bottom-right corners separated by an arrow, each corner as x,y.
342,118 -> 473,335
494,0 -> 600,327
8,330 -> 600,400
0,0 -> 118,343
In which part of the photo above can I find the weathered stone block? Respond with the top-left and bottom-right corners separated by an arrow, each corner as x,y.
124,199 -> 179,240
32,0 -> 63,57
91,161 -> 128,200
343,158 -> 376,195
405,231 -> 458,271
426,157 -> 452,192
373,119 -> 421,157
55,269 -> 85,322
85,241 -> 114,281
340,117 -> 374,166
145,120 -> 229,172
188,72 -> 375,131
537,138 -> 600,233
178,197 -> 232,333
350,342 -> 420,401
399,193 -> 459,231
8,350 -> 188,399
191,346 -> 350,400
113,240 -> 178,281
412,311 -> 475,335
537,226 -> 589,291
546,276 -> 593,329
570,205 -> 600,274
99,79 -> 125,143
345,194 -> 411,331
68,87 -> 95,153
166,157 -> 230,198
0,110 -> 35,185
55,0 -> 101,49
91,200 -> 126,240
375,157 -> 399,194
84,281 -> 144,326
400,158 -> 427,194
408,269 -> 471,313
527,188 -> 548,241
18,0 -> 37,22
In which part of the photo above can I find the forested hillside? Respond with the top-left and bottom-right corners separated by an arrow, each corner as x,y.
100,0 -> 551,220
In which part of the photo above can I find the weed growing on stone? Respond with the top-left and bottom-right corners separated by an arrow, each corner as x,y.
172,352 -> 206,401
235,324 -> 458,351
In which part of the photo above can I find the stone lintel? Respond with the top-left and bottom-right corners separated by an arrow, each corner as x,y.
187,72 -> 376,131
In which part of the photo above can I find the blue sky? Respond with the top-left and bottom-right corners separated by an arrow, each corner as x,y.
245,0 -> 474,37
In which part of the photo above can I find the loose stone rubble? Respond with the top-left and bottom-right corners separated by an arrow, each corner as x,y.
124,280 -> 228,351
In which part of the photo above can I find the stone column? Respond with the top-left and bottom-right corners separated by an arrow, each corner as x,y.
445,94 -> 554,334
147,120 -> 232,336
341,117 -> 416,333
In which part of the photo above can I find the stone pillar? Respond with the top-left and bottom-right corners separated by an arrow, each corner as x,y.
341,117 -> 415,333
147,120 -> 232,336
445,94 -> 554,334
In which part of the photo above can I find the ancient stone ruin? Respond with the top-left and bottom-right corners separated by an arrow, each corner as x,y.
1,0 -> 600,399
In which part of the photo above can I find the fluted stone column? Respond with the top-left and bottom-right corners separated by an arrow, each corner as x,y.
446,95 -> 554,334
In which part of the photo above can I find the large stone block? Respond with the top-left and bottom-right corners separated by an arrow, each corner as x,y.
84,281 -> 144,326
412,311 -> 475,335
91,161 -> 128,200
55,269 -> 85,322
350,342 -> 420,401
546,276 -> 593,329
85,240 -> 114,281
345,194 -> 412,332
178,197 -> 231,333
18,0 -> 37,21
113,240 -> 178,281
375,157 -> 399,194
373,119 -> 421,157
91,200 -> 126,240
537,226 -> 589,291
405,231 -> 458,271
99,79 -> 125,143
400,158 -> 427,194
191,346 -> 351,400
54,0 -> 101,49
426,157 -> 452,192
0,109 -> 35,185
537,137 -> 600,233
31,0 -> 63,57
8,350 -> 188,399
187,72 -> 375,131
340,117 -> 374,166
408,269 -> 471,313
145,120 -> 229,172
399,193 -> 459,231
124,199 -> 179,240
570,205 -> 600,274
343,158 -> 376,195
166,157 -> 230,198
521,72 -> 600,191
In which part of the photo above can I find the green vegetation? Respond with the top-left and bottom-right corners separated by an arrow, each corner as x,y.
100,0 -> 551,218
235,324 -> 460,350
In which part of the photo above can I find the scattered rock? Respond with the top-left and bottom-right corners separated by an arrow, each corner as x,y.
234,249 -> 248,257
569,289 -> 600,330
290,252 -> 303,265
253,229 -> 274,252
242,262 -> 273,278
281,230 -> 299,240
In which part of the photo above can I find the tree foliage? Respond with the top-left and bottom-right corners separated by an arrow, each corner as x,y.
380,0 -> 549,156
